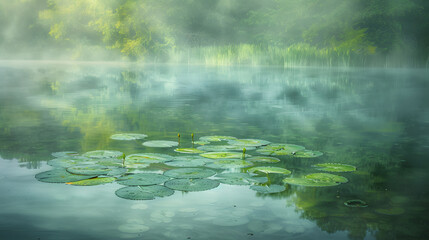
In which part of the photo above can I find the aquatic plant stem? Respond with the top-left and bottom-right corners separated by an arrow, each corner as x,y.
178,133 -> 180,145
242,148 -> 246,160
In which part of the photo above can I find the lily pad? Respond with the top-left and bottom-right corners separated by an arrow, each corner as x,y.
125,153 -> 173,163
66,165 -> 115,175
35,169 -> 96,183
83,150 -> 123,159
142,140 -> 178,148
247,166 -> 291,175
227,139 -> 270,147
199,136 -> 237,142
172,155 -> 213,162
250,184 -> 285,194
197,145 -> 255,152
314,163 -> 356,172
256,144 -> 305,156
116,173 -> 170,186
282,177 -> 339,187
164,159 -> 207,167
110,133 -> 148,141
47,157 -> 95,168
215,173 -> 268,185
344,199 -> 368,208
193,141 -> 210,145
205,159 -> 254,169
51,151 -> 79,158
66,177 -> 116,186
294,150 -> 323,158
247,156 -> 280,163
165,178 -> 220,192
115,185 -> 174,200
174,148 -> 205,154
163,168 -> 216,179
200,152 -> 250,159
305,173 -> 348,184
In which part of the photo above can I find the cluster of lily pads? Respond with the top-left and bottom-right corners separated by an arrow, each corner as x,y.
35,133 -> 357,200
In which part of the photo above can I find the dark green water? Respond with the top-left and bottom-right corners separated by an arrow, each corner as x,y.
0,62 -> 428,240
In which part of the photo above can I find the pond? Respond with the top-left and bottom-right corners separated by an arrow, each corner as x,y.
0,62 -> 428,240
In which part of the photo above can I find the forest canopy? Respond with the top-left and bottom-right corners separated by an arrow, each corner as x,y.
1,0 -> 428,67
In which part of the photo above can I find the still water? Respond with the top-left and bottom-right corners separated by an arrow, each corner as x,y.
0,62 -> 428,240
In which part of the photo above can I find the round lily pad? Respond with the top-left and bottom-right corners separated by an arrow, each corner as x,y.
256,144 -> 305,156
215,173 -> 268,185
344,199 -> 368,208
83,150 -> 123,159
305,173 -> 348,184
35,169 -> 96,183
142,140 -> 178,148
47,157 -> 95,168
205,159 -> 254,169
247,166 -> 291,175
314,163 -> 356,172
96,158 -> 124,167
125,153 -> 173,163
115,185 -> 174,200
66,177 -> 116,186
51,151 -> 79,158
199,136 -> 237,142
227,139 -> 270,147
172,155 -> 213,162
247,156 -> 280,163
193,141 -> 210,145
165,178 -> 220,192
174,148 -> 205,154
66,165 -> 115,175
110,133 -> 148,140
116,173 -> 170,186
282,177 -> 339,187
197,145 -> 255,152
164,159 -> 207,167
250,184 -> 285,194
200,152 -> 250,159
163,168 -> 216,179
294,150 -> 323,158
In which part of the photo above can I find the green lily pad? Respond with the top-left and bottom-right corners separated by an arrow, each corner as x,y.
35,169 -> 96,183
174,148 -> 205,154
227,139 -> 270,147
164,159 -> 207,167
110,133 -> 148,140
125,153 -> 173,163
246,156 -> 280,163
124,162 -> 150,169
142,140 -> 178,148
51,151 -> 80,158
197,145 -> 255,152
83,150 -> 123,159
305,173 -> 348,184
205,159 -> 254,169
96,158 -> 124,167
215,173 -> 268,185
344,199 -> 368,208
172,155 -> 213,162
163,168 -> 216,179
256,144 -> 305,156
115,185 -> 174,200
66,177 -> 116,186
193,141 -> 210,145
200,152 -> 250,159
199,136 -> 237,142
282,177 -> 339,187
47,157 -> 95,168
116,173 -> 170,186
314,163 -> 356,172
164,178 -> 220,192
66,165 -> 116,175
250,184 -> 285,193
294,150 -> 323,158
247,166 -> 291,175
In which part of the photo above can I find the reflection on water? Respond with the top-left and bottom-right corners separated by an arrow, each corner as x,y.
0,63 -> 428,239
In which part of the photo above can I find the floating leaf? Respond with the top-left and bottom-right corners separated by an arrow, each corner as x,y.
247,166 -> 291,175
314,163 -> 356,172
227,139 -> 270,147
206,159 -> 253,169
256,144 -> 305,156
344,199 -> 368,208
305,173 -> 348,184
125,153 -> 173,163
164,159 -> 207,167
174,148 -> 205,154
116,173 -> 170,186
199,136 -> 237,142
35,169 -> 96,183
165,178 -> 220,192
110,133 -> 148,141
96,158 -> 124,167
193,141 -> 210,145
66,177 -> 116,186
215,173 -> 267,185
142,140 -> 178,148
282,177 -> 339,187
250,184 -> 285,193
163,168 -> 216,179
83,150 -> 123,159
200,152 -> 250,159
247,156 -> 280,163
47,157 -> 95,168
66,165 -> 115,175
197,145 -> 255,152
51,151 -> 79,158
172,155 -> 213,162
294,150 -> 323,158
115,185 -> 174,200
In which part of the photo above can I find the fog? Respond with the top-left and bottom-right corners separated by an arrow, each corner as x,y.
0,0 -> 428,67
